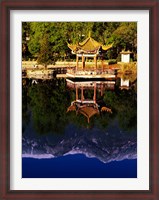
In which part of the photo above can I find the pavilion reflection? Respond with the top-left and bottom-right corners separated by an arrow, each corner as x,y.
66,79 -> 115,123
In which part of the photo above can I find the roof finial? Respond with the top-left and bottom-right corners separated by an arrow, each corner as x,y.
88,31 -> 91,38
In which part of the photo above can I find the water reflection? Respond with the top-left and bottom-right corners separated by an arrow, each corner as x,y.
22,122 -> 137,163
66,80 -> 113,123
22,77 -> 137,178
120,78 -> 130,90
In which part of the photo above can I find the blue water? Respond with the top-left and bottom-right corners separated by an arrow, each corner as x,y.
22,79 -> 137,179
22,154 -> 137,178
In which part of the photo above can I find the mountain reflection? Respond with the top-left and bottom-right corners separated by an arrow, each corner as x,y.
22,78 -> 137,164
22,122 -> 136,164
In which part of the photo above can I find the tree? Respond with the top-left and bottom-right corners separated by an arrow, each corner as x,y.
107,22 -> 137,59
22,22 -> 31,60
24,22 -> 137,62
37,33 -> 54,68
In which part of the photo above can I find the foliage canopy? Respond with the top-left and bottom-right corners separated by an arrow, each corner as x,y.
22,22 -> 137,64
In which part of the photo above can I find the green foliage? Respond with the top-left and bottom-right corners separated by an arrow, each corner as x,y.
107,22 -> 137,58
37,34 -> 54,67
119,63 -> 137,72
118,63 -> 137,83
22,22 -> 32,60
22,22 -> 137,63
107,59 -> 117,65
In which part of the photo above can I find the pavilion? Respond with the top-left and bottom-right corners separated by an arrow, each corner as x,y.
67,80 -> 112,123
67,33 -> 114,79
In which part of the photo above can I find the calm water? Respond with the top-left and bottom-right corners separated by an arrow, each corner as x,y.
22,78 -> 137,178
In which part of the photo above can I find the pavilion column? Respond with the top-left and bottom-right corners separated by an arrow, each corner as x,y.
81,86 -> 84,102
76,85 -> 78,101
101,83 -> 104,96
94,54 -> 97,73
87,117 -> 90,124
76,55 -> 79,72
93,82 -> 97,103
101,55 -> 104,72
82,54 -> 85,70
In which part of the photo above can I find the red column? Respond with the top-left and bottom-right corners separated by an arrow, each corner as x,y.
81,86 -> 84,102
101,83 -> 104,96
102,57 -> 104,72
93,82 -> 97,103
94,55 -> 97,73
76,55 -> 78,72
76,85 -> 78,101
82,54 -> 85,70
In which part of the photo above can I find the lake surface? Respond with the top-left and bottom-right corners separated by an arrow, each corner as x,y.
22,77 -> 137,178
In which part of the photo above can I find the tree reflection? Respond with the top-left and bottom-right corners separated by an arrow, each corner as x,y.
22,78 -> 137,135
27,79 -> 70,134
22,79 -> 30,133
103,88 -> 137,131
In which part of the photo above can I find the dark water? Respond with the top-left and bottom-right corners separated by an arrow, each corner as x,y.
22,78 -> 137,178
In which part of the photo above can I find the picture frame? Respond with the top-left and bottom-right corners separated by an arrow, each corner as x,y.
0,0 -> 158,199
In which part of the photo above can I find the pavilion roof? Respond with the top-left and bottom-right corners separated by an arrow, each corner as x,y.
120,50 -> 132,54
67,104 -> 77,113
67,103 -> 99,123
101,106 -> 112,113
78,106 -> 99,123
68,35 -> 113,54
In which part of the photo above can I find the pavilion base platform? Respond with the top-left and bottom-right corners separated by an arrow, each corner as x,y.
66,71 -> 116,79
66,79 -> 115,90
